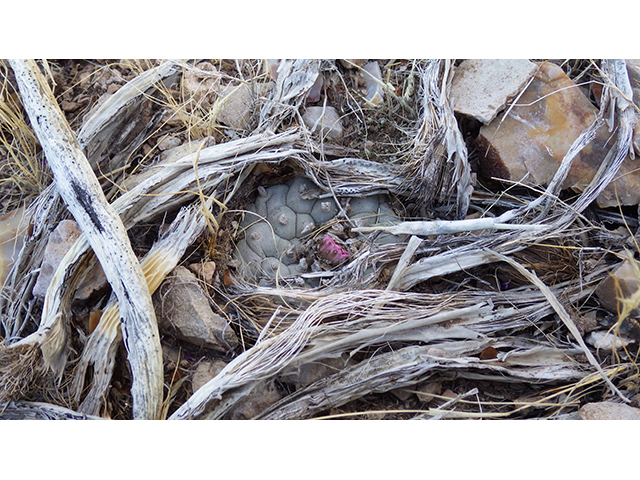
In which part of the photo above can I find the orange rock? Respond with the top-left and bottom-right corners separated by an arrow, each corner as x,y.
477,61 -> 640,208
595,258 -> 640,316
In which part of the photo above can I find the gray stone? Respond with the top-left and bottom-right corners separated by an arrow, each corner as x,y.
154,266 -> 239,352
191,359 -> 227,393
217,83 -> 255,131
33,219 -> 107,300
451,59 -> 537,124
217,82 -> 273,132
586,330 -> 634,351
579,401 -> 640,420
302,106 -> 343,141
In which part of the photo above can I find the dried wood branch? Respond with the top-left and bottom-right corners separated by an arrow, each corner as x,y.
0,401 -> 103,420
9,59 -> 163,420
71,203 -> 208,417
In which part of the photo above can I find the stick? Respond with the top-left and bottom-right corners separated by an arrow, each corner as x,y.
9,59 -> 164,420
353,217 -> 544,236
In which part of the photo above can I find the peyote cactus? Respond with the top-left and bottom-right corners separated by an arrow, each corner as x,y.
233,176 -> 400,284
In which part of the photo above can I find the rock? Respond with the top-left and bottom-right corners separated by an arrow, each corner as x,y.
392,387 -> 413,401
338,59 -> 364,70
302,106 -> 343,141
416,382 -> 442,403
574,310 -> 598,336
182,61 -> 220,109
363,61 -> 385,105
477,61 -> 640,208
307,75 -> 324,103
60,100 -> 80,112
0,207 -> 28,287
215,82 -> 272,132
188,261 -> 216,284
451,59 -> 538,124
154,266 -> 239,352
191,358 -> 227,392
157,135 -> 181,151
73,261 -> 109,302
32,219 -> 107,300
579,401 -> 640,420
595,258 -> 640,316
586,330 -> 635,351
441,389 -> 457,400
227,380 -> 283,419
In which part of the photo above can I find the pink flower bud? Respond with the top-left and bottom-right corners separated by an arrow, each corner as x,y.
319,235 -> 349,265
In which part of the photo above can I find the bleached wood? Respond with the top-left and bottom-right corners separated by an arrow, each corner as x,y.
9,59 -> 163,420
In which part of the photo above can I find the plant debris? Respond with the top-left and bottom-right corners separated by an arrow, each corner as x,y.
1,59 -> 640,420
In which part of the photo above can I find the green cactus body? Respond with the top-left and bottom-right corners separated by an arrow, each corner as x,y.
234,176 -> 400,284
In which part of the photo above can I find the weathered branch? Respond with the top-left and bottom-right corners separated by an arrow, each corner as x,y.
9,59 -> 163,420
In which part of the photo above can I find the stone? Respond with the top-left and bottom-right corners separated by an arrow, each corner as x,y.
188,261 -> 216,284
0,207 -> 28,287
392,387 -> 413,401
416,382 -> 442,403
73,261 -> 109,302
307,74 -> 324,103
217,83 -> 261,131
302,106 -> 343,141
586,330 -> 635,351
32,219 -> 108,300
157,135 -> 181,151
182,61 -> 220,109
595,258 -> 640,316
579,401 -> 640,420
154,266 -> 239,352
338,59 -> 364,70
451,59 -> 537,124
477,61 -> 640,208
191,358 -> 227,393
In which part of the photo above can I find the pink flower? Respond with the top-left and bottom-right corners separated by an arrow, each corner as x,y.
319,235 -> 349,265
